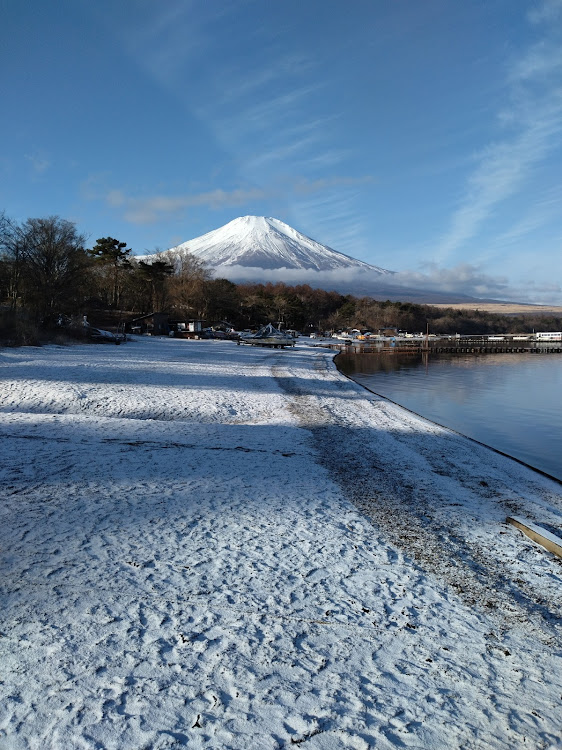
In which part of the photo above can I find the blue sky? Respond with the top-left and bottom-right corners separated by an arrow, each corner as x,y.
2,0 -> 562,303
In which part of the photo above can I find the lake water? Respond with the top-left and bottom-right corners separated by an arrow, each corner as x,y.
336,351 -> 562,482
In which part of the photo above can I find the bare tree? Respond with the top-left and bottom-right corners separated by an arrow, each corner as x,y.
163,247 -> 212,318
15,216 -> 91,321
0,211 -> 24,308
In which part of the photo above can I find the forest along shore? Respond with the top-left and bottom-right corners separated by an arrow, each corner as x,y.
1,337 -> 561,749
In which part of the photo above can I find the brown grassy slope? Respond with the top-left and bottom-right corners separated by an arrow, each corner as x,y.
430,302 -> 562,315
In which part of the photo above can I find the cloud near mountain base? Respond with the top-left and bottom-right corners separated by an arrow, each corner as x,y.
392,264 -> 561,305
209,263 -> 560,305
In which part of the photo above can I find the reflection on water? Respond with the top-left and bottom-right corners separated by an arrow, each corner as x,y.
337,352 -> 562,481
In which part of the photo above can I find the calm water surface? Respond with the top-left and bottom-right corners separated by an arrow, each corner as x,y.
337,352 -> 562,482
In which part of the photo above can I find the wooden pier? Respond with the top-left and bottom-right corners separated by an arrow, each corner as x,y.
427,343 -> 562,355
324,341 -> 562,356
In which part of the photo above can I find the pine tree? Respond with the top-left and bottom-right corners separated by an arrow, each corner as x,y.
89,237 -> 132,308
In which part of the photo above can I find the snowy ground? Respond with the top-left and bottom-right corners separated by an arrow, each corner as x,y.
1,337 -> 561,750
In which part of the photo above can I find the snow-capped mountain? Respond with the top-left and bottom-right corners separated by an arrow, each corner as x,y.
170,216 -> 394,275
137,215 -> 489,303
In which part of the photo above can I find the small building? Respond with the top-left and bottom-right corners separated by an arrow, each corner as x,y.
535,331 -> 562,341
128,313 -> 169,336
169,319 -> 206,339
175,320 -> 204,333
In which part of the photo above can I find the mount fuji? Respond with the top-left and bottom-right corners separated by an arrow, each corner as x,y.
153,216 -> 486,303
170,216 -> 394,275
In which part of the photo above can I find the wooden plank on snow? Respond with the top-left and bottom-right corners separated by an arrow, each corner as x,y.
507,516 -> 562,559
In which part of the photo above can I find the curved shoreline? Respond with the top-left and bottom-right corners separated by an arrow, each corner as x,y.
333,350 -> 562,486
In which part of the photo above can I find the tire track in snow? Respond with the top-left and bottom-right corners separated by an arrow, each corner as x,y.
272,352 -> 562,644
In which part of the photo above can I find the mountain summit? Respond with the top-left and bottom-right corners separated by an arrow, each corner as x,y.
171,216 -> 393,275
162,216 -> 485,303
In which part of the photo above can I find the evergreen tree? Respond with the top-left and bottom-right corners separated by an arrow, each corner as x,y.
135,259 -> 174,312
88,237 -> 132,308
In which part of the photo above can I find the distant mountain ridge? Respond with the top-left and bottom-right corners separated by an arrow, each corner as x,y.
170,215 -> 394,275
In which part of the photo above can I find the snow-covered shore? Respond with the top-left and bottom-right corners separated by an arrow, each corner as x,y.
1,337 -> 561,749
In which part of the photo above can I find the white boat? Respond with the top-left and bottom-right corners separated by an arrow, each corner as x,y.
239,323 -> 295,348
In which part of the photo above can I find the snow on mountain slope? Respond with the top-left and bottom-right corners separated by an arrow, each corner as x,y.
170,216 -> 393,274
135,216 -> 485,303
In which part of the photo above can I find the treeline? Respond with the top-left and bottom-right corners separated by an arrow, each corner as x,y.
1,213 -> 561,343
0,214 -> 208,320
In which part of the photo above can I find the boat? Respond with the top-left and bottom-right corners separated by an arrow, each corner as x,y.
239,323 -> 295,348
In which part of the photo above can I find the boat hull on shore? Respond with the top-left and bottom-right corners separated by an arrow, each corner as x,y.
239,323 -> 295,348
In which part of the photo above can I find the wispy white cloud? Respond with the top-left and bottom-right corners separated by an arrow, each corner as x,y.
239,116 -> 338,172
98,1 -> 358,237
294,176 -> 374,194
115,2 -> 212,89
392,263 -> 562,305
102,186 -> 268,224
204,263 -> 390,288
83,171 -> 374,229
437,0 -> 562,261
185,21 -> 343,180
528,0 -> 562,24
217,54 -> 314,105
229,86 -> 319,135
509,41 -> 562,82
495,186 -> 562,245
212,262 -> 561,305
299,149 -> 351,170
391,263 -> 510,298
245,132 -> 321,171
93,1 -> 256,107
220,248 -> 557,304
292,191 -> 370,259
25,152 -> 51,175
437,105 -> 562,258
204,83 -> 328,172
